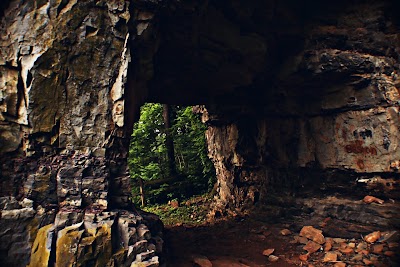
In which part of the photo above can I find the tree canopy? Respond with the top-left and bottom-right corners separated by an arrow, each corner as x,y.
129,103 -> 215,205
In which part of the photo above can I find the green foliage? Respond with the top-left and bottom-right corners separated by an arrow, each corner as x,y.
129,103 -> 216,206
143,194 -> 211,226
129,103 -> 166,181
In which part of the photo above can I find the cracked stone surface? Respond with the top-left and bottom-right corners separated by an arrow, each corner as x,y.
1,0 -> 400,266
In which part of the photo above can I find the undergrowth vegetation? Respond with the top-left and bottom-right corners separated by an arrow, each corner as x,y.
143,194 -> 212,226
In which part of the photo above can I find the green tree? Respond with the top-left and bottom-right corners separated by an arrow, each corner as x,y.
129,103 -> 215,206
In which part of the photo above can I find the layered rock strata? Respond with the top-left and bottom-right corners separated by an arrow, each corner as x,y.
0,0 -> 162,266
1,0 -> 400,266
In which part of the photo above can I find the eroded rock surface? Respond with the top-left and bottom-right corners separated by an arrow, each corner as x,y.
1,0 -> 400,266
0,0 -> 162,266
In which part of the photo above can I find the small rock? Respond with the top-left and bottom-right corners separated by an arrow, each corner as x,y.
384,250 -> 395,257
356,242 -> 367,251
351,254 -> 363,261
169,200 -> 179,208
363,258 -> 373,265
299,254 -> 309,261
348,242 -> 356,248
339,242 -> 348,249
280,229 -> 292,236
323,252 -> 338,262
262,248 -> 274,256
364,231 -> 381,243
268,255 -> 279,262
192,255 -> 212,267
293,235 -> 309,244
340,247 -> 353,254
334,262 -> 346,267
300,226 -> 325,244
304,241 -> 321,254
332,238 -> 347,243
372,244 -> 384,254
360,250 -> 369,255
20,198 -> 33,208
324,239 -> 333,251
363,195 -> 384,204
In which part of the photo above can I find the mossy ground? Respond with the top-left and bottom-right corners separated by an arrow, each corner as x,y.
142,194 -> 212,226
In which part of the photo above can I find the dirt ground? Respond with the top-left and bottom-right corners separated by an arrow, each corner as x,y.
165,218 -> 301,267
163,209 -> 399,267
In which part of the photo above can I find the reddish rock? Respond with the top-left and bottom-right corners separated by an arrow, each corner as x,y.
384,250 -> 395,257
193,255 -> 212,267
324,241 -> 332,252
300,226 -> 325,244
340,247 -> 354,254
334,262 -> 346,267
363,195 -> 384,204
268,255 -> 279,262
170,200 -> 180,208
299,254 -> 309,261
364,231 -> 381,243
372,244 -> 384,254
348,242 -> 356,248
363,258 -> 373,265
304,241 -> 322,254
280,229 -> 292,236
262,248 -> 274,256
323,252 -> 338,262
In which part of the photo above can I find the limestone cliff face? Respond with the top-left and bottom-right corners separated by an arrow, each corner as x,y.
198,1 -> 400,215
0,1 -> 162,266
0,0 -> 400,266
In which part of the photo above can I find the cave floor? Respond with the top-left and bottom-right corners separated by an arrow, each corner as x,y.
164,205 -> 399,267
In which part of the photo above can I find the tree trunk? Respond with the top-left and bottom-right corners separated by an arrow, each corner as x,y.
163,104 -> 177,177
138,178 -> 146,207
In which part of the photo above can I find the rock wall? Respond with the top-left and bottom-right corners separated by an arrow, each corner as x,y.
0,0 -> 162,266
1,0 -> 400,265
198,1 -> 400,221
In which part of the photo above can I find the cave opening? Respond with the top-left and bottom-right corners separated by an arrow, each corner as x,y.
0,0 -> 399,266
127,102 -> 216,225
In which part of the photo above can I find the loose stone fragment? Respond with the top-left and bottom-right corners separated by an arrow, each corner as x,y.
372,244 -> 384,254
304,241 -> 321,254
324,239 -> 333,251
262,248 -> 275,256
384,251 -> 395,257
300,226 -> 325,244
351,254 -> 363,261
268,255 -> 279,262
364,231 -> 381,243
323,252 -> 338,262
334,262 -> 346,267
363,195 -> 384,204
192,255 -> 212,267
293,235 -> 309,244
340,247 -> 353,254
280,229 -> 292,236
332,238 -> 347,244
363,258 -> 373,265
299,254 -> 309,261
